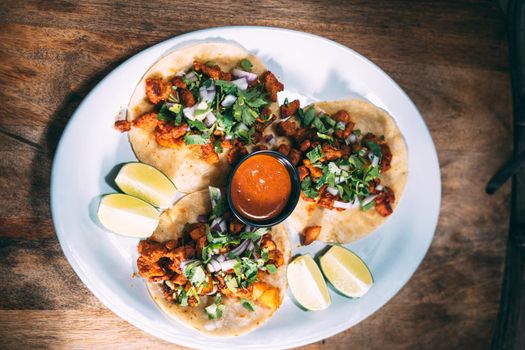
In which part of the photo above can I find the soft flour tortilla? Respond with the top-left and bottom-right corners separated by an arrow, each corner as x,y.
147,190 -> 291,337
127,43 -> 271,193
287,99 -> 408,243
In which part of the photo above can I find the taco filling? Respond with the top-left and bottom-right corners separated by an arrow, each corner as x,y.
118,59 -> 283,165
137,187 -> 285,320
274,104 -> 395,216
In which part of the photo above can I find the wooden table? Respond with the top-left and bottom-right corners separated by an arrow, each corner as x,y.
0,1 -> 513,349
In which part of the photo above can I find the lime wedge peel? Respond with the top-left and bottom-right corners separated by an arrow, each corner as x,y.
115,162 -> 177,208
319,245 -> 374,298
287,254 -> 331,311
97,193 -> 160,238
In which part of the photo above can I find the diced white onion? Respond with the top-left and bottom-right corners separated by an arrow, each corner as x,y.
225,134 -> 233,140
183,106 -> 195,120
221,94 -> 237,107
333,201 -> 352,210
216,254 -> 226,263
371,156 -> 380,167
205,112 -> 217,127
327,187 -> 339,196
351,198 -> 361,208
220,259 -> 237,271
362,195 -> 378,206
336,121 -> 346,130
232,69 -> 258,83
368,152 -> 374,161
185,71 -> 197,82
232,77 -> 248,90
199,86 -> 208,101
375,184 -> 384,191
347,134 -> 357,144
339,165 -> 350,171
237,123 -> 248,131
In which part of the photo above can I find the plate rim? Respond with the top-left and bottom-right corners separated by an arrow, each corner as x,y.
51,25 -> 441,349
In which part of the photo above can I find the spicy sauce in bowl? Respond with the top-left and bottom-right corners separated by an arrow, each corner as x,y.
227,150 -> 300,227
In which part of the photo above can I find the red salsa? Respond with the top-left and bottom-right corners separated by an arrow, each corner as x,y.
230,154 -> 291,221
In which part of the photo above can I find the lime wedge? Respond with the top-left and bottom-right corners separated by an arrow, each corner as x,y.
115,162 -> 177,208
97,193 -> 160,238
287,254 -> 331,311
319,245 -> 373,298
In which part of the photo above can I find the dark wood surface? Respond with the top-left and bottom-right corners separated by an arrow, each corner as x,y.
0,1 -> 514,349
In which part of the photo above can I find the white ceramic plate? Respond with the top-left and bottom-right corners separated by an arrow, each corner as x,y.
51,27 -> 440,349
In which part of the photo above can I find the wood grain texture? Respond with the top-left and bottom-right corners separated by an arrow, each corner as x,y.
0,0 -> 513,349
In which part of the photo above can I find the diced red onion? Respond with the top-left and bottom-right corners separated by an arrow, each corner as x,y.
264,134 -> 274,143
210,217 -> 223,232
232,69 -> 258,83
327,187 -> 339,196
218,220 -> 227,232
221,94 -> 237,107
197,214 -> 208,223
375,184 -> 384,191
362,195 -> 378,206
333,201 -> 352,210
220,259 -> 237,271
230,239 -> 250,256
165,102 -> 174,108
371,156 -> 380,168
232,78 -> 248,90
216,254 -> 226,263
205,112 -> 217,127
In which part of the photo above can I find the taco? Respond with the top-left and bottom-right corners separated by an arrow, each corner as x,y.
118,43 -> 284,193
273,99 -> 408,243
136,187 -> 290,336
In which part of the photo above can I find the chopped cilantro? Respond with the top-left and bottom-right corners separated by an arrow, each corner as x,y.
301,177 -> 319,198
184,133 -> 209,145
239,59 -> 253,72
240,298 -> 256,312
266,264 -> 278,274
306,145 -> 325,164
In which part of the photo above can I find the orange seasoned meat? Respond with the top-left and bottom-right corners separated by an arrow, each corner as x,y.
303,159 -> 323,179
194,62 -> 232,81
280,99 -> 300,118
227,145 -> 248,165
201,143 -> 219,164
172,76 -> 187,89
276,120 -> 298,137
261,71 -> 284,102
317,186 -> 336,209
172,273 -> 188,286
277,143 -> 291,156
187,223 -> 207,241
375,187 -> 395,217
229,217 -> 245,234
321,143 -> 343,161
145,78 -> 172,104
137,255 -> 164,279
133,112 -> 159,129
380,144 -> 392,172
288,148 -> 301,165
180,89 -> 196,107
114,120 -> 131,132
301,226 -> 321,245
297,165 -> 309,181
154,123 -> 187,148
299,139 -> 311,152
